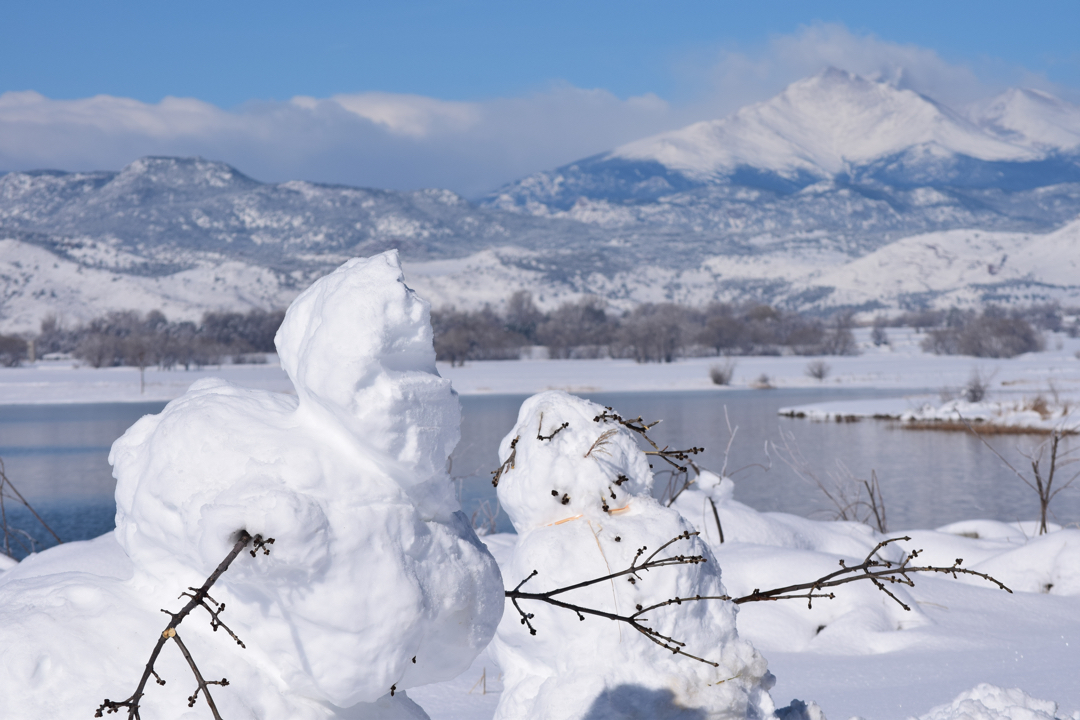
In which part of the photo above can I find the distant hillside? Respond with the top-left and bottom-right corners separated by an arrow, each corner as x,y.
4,71 -> 1080,334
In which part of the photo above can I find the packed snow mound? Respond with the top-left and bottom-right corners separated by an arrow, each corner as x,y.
491,391 -> 778,720
0,251 -> 504,719
916,684 -> 1065,720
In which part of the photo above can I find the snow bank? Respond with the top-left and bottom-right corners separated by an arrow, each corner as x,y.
916,684 -> 1069,720
900,398 -> 1080,433
780,395 -> 1080,434
490,391 -> 778,720
0,252 -> 503,719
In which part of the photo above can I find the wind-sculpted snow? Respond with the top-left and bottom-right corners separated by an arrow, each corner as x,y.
490,391 -> 778,720
0,251 -> 504,718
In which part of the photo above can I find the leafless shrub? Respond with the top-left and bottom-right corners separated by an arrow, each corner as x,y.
773,430 -> 888,533
959,416 -> 1080,535
471,499 -> 501,536
751,373 -> 774,389
709,360 -> 736,386
963,369 -> 993,403
871,316 -> 890,347
805,360 -> 831,381
1025,395 -> 1051,420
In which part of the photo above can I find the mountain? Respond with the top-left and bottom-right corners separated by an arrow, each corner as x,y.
4,71 -> 1080,334
484,69 -> 1080,209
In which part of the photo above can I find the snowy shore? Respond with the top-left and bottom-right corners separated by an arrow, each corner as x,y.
2,324 -> 1080,720
2,328 -> 1079,404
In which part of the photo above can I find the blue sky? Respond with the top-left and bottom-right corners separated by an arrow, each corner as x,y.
2,1 -> 1078,194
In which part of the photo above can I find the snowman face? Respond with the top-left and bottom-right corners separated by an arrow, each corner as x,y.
496,391 -> 655,531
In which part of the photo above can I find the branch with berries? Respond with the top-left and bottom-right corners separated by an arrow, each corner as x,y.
506,533 -> 1010,668
96,532 -> 275,720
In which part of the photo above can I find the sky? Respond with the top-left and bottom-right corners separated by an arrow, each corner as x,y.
2,1 -> 1079,197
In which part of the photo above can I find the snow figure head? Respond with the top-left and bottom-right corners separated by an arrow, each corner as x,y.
108,251 -> 503,716
275,252 -> 459,494
491,391 -> 777,720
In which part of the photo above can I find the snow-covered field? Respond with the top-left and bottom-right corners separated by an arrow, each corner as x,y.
2,327 -> 1079,404
2,302 -> 1080,719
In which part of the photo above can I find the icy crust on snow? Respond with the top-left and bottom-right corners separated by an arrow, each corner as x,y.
490,391 -> 777,720
0,251 -> 503,719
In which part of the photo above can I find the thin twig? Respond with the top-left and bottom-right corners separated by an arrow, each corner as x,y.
96,531 -> 274,719
506,534 -> 1010,667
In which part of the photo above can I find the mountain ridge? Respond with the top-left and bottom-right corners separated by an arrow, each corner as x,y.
3,70 -> 1080,334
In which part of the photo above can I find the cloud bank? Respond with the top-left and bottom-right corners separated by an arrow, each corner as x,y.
1,24 -> 1071,197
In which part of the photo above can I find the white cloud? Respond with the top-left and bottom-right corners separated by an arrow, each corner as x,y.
0,85 -> 672,196
0,23 -> 1073,196
683,23 -> 1075,119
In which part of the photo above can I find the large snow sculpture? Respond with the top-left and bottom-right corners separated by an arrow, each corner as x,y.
490,390 -> 778,720
0,251 -> 503,719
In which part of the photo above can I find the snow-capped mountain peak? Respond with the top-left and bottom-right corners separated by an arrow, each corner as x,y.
611,68 -> 1037,181
969,87 -> 1080,151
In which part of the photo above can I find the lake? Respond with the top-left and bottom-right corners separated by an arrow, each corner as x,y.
1,389 -> 1077,558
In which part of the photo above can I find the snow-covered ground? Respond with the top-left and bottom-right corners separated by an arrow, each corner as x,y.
410,513 -> 1080,720
2,327 -> 1078,404
2,318 -> 1080,719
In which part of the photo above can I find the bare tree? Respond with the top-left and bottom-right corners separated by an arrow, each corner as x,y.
958,415 -> 1080,535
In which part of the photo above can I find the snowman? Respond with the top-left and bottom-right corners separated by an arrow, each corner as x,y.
490,390 -> 778,720
0,251 -> 503,719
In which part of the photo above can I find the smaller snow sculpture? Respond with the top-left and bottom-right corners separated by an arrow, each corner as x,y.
490,390 -> 778,720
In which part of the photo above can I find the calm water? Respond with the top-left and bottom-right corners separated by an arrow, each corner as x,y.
2,390 -> 1077,558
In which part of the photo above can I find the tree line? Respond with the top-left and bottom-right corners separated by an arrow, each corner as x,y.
0,297 -> 1068,369
17,309 -> 285,369
432,291 -> 859,365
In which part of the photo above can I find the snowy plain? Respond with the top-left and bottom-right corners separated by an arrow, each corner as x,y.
3,327 -> 1078,405
1,325 -> 1079,719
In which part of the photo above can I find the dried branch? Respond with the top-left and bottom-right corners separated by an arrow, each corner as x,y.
584,429 -> 617,458
506,534 -> 1009,668
772,429 -> 887,531
96,531 -> 275,719
1,456 -> 62,558
537,413 -> 569,442
730,536 -> 1010,609
491,436 -> 519,488
506,532 -> 721,666
592,408 -> 703,506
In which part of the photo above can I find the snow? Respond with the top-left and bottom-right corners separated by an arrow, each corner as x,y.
612,69 -> 1041,181
0,251 -> 503,718
2,326 -> 1080,405
490,392 -> 777,720
1,262 -> 1080,719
